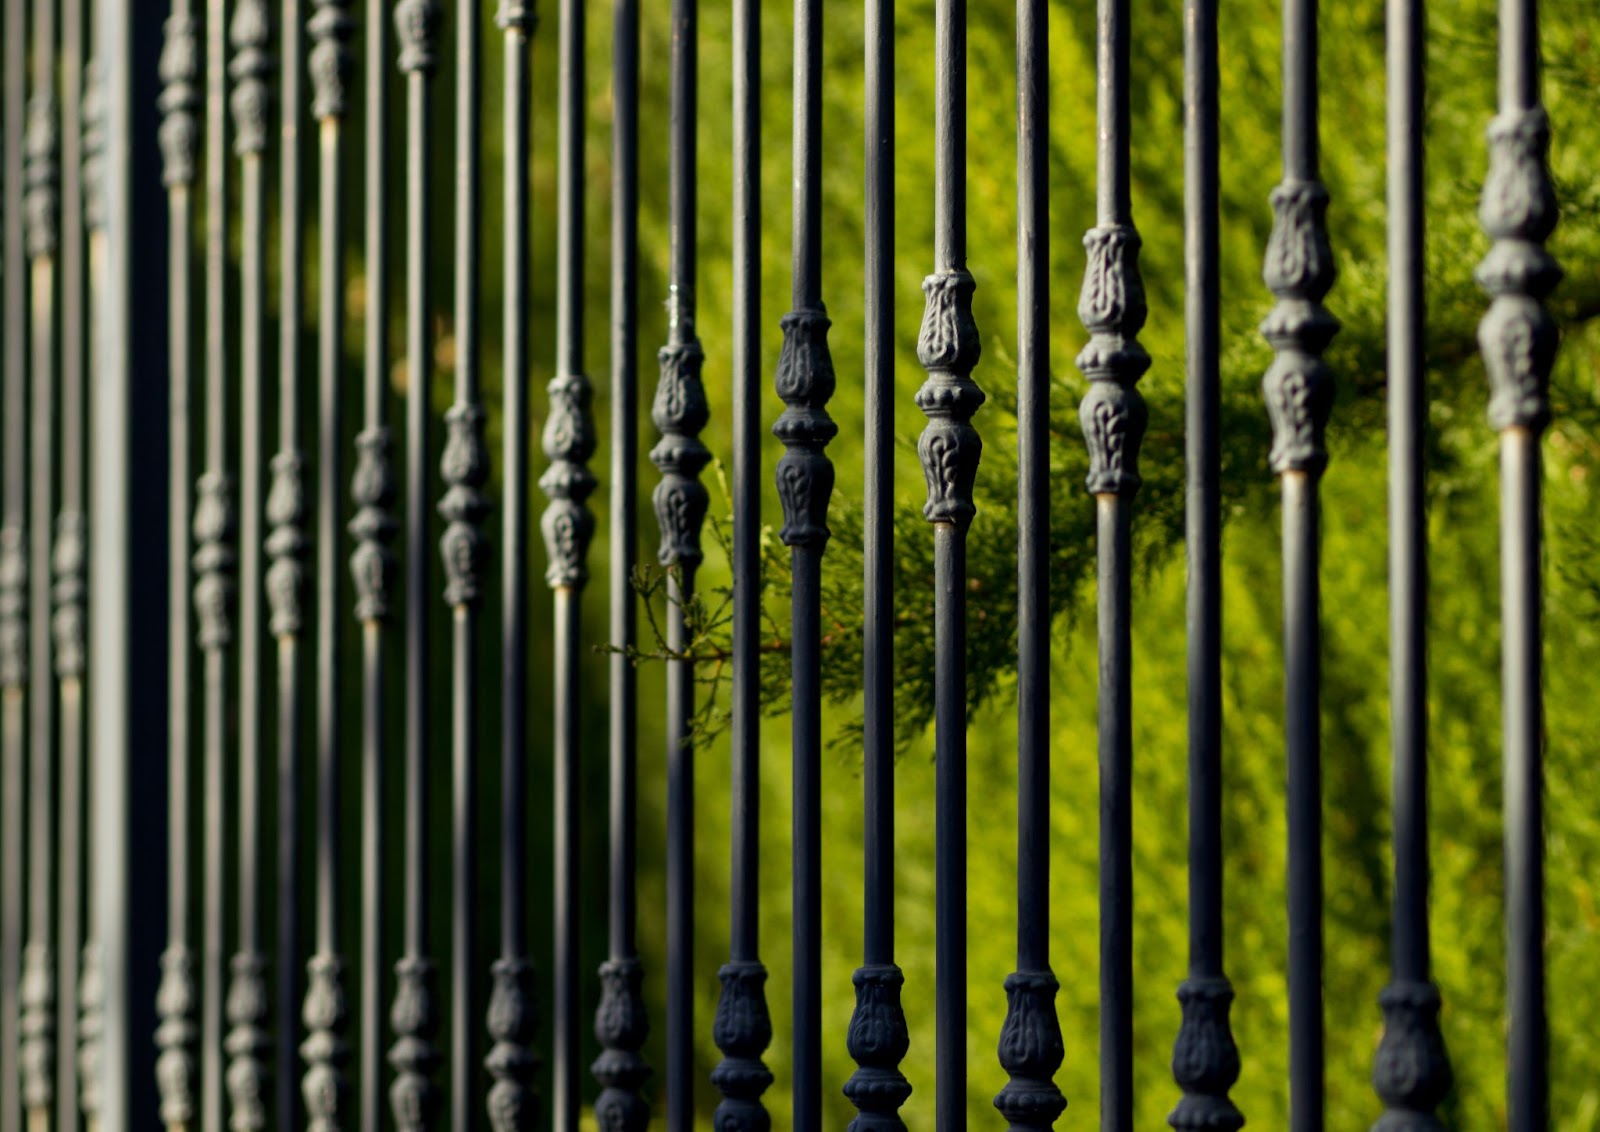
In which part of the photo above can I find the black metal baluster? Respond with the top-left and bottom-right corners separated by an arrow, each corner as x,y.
1168,0 -> 1241,1124
21,0 -> 60,1116
1476,0 -> 1559,1126
841,0 -> 909,1118
487,2 -> 537,1130
76,52 -> 105,1131
155,6 -> 200,1128
653,0 -> 706,1118
1261,0 -> 1338,1121
993,0 -> 1065,1119
269,0 -> 309,1126
708,0 -> 771,1118
591,0 -> 651,1111
544,0 -> 595,1118
914,0 -> 981,1118
226,2 -> 272,1128
304,0 -> 354,1126
352,1 -> 391,1129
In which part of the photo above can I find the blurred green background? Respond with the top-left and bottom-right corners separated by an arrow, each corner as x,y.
268,0 -> 1600,1125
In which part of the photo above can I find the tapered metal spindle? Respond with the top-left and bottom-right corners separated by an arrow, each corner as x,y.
1260,0 -> 1338,1122
1,1 -> 30,1130
709,0 -> 773,1119
543,0 -> 596,1119
653,0 -> 708,1119
993,0 -> 1067,1119
914,0 -> 982,1120
155,8 -> 200,1129
77,53 -> 106,1131
269,0 -> 309,1128
591,0 -> 652,1113
21,0 -> 61,1118
304,1 -> 355,1127
1168,0 -> 1242,1125
488,4 -> 538,1129
842,0 -> 909,1119
1369,0 -> 1452,1125
1475,0 -> 1559,1126
353,1 -> 392,1129
225,2 -> 273,1128
54,0 -> 88,1126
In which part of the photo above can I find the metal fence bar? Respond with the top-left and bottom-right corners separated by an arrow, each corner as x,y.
841,0 -> 909,1115
652,0 -> 709,1113
487,1 -> 538,1128
1169,0 -> 1241,1123
227,1 -> 273,1127
1476,0 -> 1559,1124
1260,0 -> 1338,1122
304,0 -> 354,1123
592,0 -> 650,1109
709,0 -> 772,1116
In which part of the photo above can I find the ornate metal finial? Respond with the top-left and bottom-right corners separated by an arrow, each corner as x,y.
395,0 -> 443,74
1370,980 -> 1451,1132
1168,976 -> 1244,1132
349,428 -> 397,621
494,0 -> 535,32
772,307 -> 837,549
307,0 -> 355,120
0,527 -> 28,688
19,943 -> 55,1110
992,970 -> 1065,1130
78,942 -> 104,1117
24,91 -> 58,260
1476,106 -> 1561,435
592,956 -> 651,1132
843,964 -> 912,1131
438,404 -> 490,607
389,957 -> 441,1132
1076,225 -> 1150,495
193,473 -> 236,651
1260,181 -> 1339,475
225,952 -> 271,1132
539,374 -> 597,590
155,943 -> 198,1127
158,14 -> 201,187
82,60 -> 107,232
915,269 -> 984,527
51,512 -> 85,680
650,337 -> 711,570
266,451 -> 309,637
485,958 -> 540,1132
710,961 -> 774,1132
301,954 -> 349,1132
230,0 -> 273,156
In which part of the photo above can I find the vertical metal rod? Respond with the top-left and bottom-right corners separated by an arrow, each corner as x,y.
1169,0 -> 1241,1121
592,0 -> 651,1112
709,0 -> 773,1115
304,0 -> 354,1125
485,4 -> 537,1130
914,0 -> 981,1116
227,2 -> 273,1129
1476,0 -> 1558,1123
1260,0 -> 1338,1116
842,0 -> 909,1114
653,0 -> 708,1118
544,0 -> 595,1118
1370,0 -> 1452,1122
22,0 -> 62,1117
269,0 -> 309,1126
992,0 -> 1065,1114
353,0 -> 390,1128
155,6 -> 200,1127
54,0 -> 88,1124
